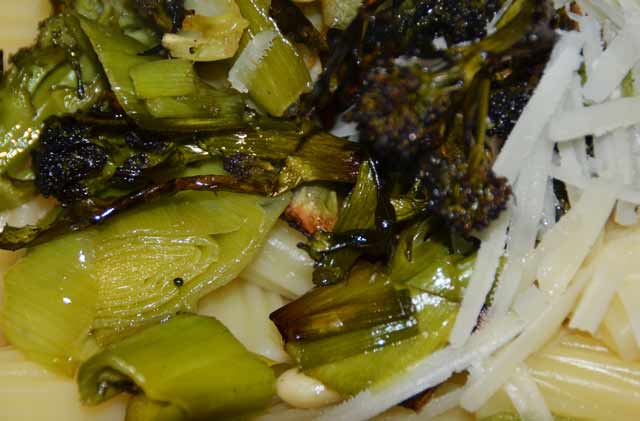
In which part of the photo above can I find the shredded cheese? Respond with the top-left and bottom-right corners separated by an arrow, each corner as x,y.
549,97 -> 640,141
420,388 -> 463,419
583,12 -> 640,103
459,268 -> 590,412
570,234 -> 640,333
493,32 -> 584,184
489,139 -> 552,320
315,314 -> 525,421
534,180 -> 616,295
617,276 -> 640,347
450,210 -> 510,347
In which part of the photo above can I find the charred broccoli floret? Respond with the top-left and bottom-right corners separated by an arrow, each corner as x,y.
399,0 -> 503,48
348,0 -> 553,233
352,59 -> 512,233
32,119 -> 108,204
487,85 -> 532,142
350,58 -> 459,163
358,0 -> 506,66
420,136 -> 512,234
32,118 -> 176,204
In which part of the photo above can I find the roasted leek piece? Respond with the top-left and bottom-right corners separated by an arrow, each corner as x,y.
78,314 -> 275,420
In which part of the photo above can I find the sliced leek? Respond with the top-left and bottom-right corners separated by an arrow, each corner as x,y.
3,190 -> 289,368
230,0 -> 311,116
78,314 -> 276,420
271,263 -> 458,395
92,192 -> 289,343
79,17 -> 245,130
130,59 -> 197,99
2,233 -> 99,375
240,220 -> 314,299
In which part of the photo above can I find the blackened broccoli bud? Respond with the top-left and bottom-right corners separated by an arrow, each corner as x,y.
362,0 -> 504,59
410,0 -> 502,47
487,86 -> 532,142
350,56 -> 512,234
124,130 -> 168,152
114,154 -> 150,185
32,118 -> 108,204
349,60 -> 456,162
421,149 -> 511,233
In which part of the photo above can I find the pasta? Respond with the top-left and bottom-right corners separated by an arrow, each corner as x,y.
198,278 -> 290,363
0,347 -> 127,421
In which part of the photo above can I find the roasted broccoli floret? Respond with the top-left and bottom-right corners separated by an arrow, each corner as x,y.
346,0 -> 553,234
350,58 -> 460,163
396,0 -> 504,50
32,119 -> 109,204
351,59 -> 511,233
32,118 -> 175,204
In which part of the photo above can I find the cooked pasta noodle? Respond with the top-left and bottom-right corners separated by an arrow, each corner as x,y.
0,347 -> 127,421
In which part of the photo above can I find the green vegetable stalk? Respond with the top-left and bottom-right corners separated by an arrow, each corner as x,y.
232,0 -> 312,116
78,17 -> 246,131
272,217 -> 479,395
78,314 -> 275,421
2,189 -> 289,372
270,261 -> 459,395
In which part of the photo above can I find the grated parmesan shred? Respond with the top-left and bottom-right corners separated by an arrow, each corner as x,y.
449,211 -> 510,347
314,315 -> 525,421
419,388 -> 463,419
488,138 -> 553,320
532,180 -> 616,295
570,233 -> 640,333
459,267 -> 591,412
493,32 -> 584,184
583,12 -> 640,103
549,96 -> 640,141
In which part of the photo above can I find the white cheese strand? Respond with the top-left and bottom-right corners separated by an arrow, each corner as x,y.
549,96 -> 640,141
618,276 -> 640,347
488,138 -> 553,320
449,210 -> 510,347
583,12 -> 640,103
534,180 -> 617,295
577,0 -> 625,27
615,200 -> 639,226
419,388 -> 464,419
493,32 -> 584,184
570,233 -> 640,333
459,267 -> 591,412
551,164 -> 640,204
314,314 -> 525,421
